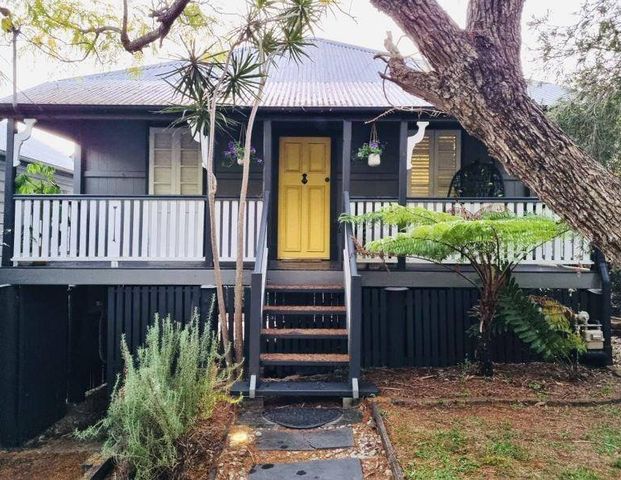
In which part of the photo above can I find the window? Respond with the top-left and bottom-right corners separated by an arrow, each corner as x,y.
408,130 -> 461,197
149,128 -> 203,195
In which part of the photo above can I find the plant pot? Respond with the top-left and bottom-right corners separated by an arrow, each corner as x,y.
237,157 -> 244,166
368,153 -> 381,167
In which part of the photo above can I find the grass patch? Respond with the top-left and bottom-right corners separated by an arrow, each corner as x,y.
589,425 -> 621,456
386,404 -> 621,480
558,467 -> 602,480
404,426 -> 479,480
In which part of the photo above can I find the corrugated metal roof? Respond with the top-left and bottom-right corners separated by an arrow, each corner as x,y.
0,39 -> 566,110
0,120 -> 74,172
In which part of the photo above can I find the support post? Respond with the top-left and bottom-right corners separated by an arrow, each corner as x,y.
398,120 -> 408,271
72,143 -> 83,194
203,198 -> 213,267
2,119 -> 17,267
340,121 -> 352,262
595,249 -> 612,364
263,120 -> 272,193
385,287 -> 409,367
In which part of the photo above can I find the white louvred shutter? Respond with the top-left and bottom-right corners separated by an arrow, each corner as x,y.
433,131 -> 461,197
408,130 -> 461,198
149,128 -> 202,195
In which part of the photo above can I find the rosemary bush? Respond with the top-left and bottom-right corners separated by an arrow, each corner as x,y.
79,312 -> 236,479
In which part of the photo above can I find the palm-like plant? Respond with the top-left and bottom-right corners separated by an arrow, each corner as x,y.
341,204 -> 581,375
165,0 -> 334,366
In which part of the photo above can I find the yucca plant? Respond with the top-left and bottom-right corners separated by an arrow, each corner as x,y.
78,312 -> 238,480
341,204 -> 584,376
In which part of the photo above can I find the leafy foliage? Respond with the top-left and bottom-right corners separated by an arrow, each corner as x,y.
496,278 -> 586,362
77,312 -> 238,480
15,162 -> 61,194
536,0 -> 621,175
341,205 -> 578,374
550,88 -> 621,176
1,0 -> 214,62
342,204 -> 566,266
355,141 -> 384,159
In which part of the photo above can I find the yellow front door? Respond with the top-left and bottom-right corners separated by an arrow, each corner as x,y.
278,137 -> 331,260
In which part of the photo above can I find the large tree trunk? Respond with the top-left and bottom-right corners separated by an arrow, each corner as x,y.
371,0 -> 621,266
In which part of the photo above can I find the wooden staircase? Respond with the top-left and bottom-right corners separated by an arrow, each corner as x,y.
233,278 -> 376,398
232,190 -> 377,398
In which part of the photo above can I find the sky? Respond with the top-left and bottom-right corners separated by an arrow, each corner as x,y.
0,0 -> 585,153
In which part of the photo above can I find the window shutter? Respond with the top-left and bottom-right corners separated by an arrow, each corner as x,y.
179,129 -> 202,195
433,131 -> 461,197
149,128 -> 202,195
408,130 -> 461,198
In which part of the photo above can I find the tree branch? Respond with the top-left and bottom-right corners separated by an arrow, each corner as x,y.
370,0 -> 471,69
119,0 -> 191,53
375,33 -> 448,109
466,0 -> 525,62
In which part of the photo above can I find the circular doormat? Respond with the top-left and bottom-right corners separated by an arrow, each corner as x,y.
263,407 -> 343,429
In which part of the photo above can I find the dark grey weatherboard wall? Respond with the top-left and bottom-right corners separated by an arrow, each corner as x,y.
42,119 -> 265,196
38,116 -> 524,198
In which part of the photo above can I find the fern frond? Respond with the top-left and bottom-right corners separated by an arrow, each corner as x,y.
497,278 -> 586,362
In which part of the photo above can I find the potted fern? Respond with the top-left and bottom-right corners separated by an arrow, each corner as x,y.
356,124 -> 383,167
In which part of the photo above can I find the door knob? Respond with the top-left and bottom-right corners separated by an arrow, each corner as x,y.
325,177 -> 330,183
301,173 -> 308,184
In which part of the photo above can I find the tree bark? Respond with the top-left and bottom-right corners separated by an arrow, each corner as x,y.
371,0 -> 621,266
233,64 -> 269,364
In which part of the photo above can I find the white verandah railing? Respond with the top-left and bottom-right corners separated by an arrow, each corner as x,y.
12,195 -> 263,264
350,197 -> 592,266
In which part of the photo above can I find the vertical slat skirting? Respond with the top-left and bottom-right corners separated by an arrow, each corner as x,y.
359,286 -> 598,368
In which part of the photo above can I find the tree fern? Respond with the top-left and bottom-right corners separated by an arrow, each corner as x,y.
340,204 -> 579,375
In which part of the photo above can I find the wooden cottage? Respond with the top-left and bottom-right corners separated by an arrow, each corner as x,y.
0,39 -> 611,445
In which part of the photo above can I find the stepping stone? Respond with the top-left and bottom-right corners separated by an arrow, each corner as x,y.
256,427 -> 353,451
248,458 -> 363,480
263,407 -> 342,429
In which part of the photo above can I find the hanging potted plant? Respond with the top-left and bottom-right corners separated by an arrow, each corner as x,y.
222,140 -> 262,167
356,123 -> 384,167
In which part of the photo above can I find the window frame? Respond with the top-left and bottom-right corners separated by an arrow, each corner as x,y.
148,127 -> 203,195
407,129 -> 462,198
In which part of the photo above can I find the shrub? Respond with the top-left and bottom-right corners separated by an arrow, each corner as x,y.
79,311 -> 237,479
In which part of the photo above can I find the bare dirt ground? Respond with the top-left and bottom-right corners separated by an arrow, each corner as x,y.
0,437 -> 101,480
369,363 -> 621,480
0,388 -> 107,480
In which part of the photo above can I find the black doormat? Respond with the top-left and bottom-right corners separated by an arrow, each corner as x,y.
263,407 -> 343,429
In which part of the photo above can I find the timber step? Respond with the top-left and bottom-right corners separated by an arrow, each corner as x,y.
261,328 -> 348,339
260,353 -> 350,366
266,284 -> 344,292
231,380 -> 379,397
263,305 -> 346,315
